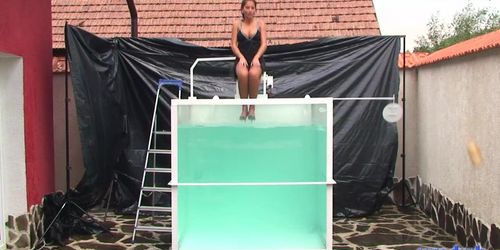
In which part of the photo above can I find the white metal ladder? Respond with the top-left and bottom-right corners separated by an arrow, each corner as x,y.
132,79 -> 182,242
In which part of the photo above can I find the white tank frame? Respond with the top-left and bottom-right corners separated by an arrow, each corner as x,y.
170,97 -> 335,250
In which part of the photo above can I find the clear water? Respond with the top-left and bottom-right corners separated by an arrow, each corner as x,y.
177,125 -> 327,249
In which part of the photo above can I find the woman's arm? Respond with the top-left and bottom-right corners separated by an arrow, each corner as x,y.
230,20 -> 245,60
254,20 -> 267,59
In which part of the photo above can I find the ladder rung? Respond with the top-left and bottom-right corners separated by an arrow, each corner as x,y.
145,168 -> 171,173
138,206 -> 172,212
135,225 -> 172,232
142,187 -> 172,192
155,131 -> 171,135
148,149 -> 171,154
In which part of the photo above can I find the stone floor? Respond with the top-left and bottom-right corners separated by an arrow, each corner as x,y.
37,204 -> 460,250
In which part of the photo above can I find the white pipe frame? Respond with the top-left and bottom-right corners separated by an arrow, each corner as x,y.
189,57 -> 236,98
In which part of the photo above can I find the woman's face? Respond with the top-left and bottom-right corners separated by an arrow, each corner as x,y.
241,1 -> 256,20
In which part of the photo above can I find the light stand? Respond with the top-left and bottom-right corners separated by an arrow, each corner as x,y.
34,23 -> 108,249
398,35 -> 415,207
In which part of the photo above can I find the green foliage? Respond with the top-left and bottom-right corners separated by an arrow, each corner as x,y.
414,2 -> 500,52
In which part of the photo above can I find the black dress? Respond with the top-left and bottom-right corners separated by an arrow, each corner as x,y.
235,23 -> 265,76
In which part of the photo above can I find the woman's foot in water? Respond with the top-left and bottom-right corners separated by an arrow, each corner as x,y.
240,105 -> 248,120
247,105 -> 256,121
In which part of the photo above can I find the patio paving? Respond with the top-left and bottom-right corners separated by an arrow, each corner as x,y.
38,204 -> 460,250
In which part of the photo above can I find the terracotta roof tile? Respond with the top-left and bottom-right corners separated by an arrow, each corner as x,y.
396,30 -> 500,69
398,52 -> 429,69
417,29 -> 500,66
52,0 -> 380,48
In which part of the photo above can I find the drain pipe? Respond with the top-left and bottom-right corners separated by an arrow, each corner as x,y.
126,0 -> 138,38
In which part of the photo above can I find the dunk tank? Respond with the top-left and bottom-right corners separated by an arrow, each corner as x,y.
170,97 -> 335,249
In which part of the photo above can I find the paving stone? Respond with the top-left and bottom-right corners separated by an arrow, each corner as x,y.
452,203 -> 458,220
59,246 -> 78,249
333,225 -> 353,233
128,245 -> 151,250
95,232 -> 126,243
333,235 -> 343,243
74,242 -> 127,250
348,233 -> 433,246
490,223 -> 500,249
158,233 -> 172,242
332,246 -> 356,250
371,227 -> 394,234
71,233 -> 93,241
441,241 -> 458,248
8,230 -> 18,242
431,204 -> 438,224
445,214 -> 456,235
456,225 -> 467,246
6,215 -> 15,229
15,215 -> 29,232
479,222 -> 489,247
14,234 -> 29,249
123,235 -> 158,244
434,236 -> 455,241
155,243 -> 170,249
120,224 -> 134,233
466,236 -> 476,247
384,223 -> 407,230
31,205 -> 464,249
466,213 -> 473,236
101,220 -> 118,228
393,245 -> 432,250
438,205 -> 446,229
355,225 -> 369,232
423,230 -> 435,237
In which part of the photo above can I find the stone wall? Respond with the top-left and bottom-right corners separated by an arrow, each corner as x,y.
4,205 -> 43,249
411,48 -> 500,227
394,176 -> 500,249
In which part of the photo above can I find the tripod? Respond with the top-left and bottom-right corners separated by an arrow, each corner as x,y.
35,191 -> 108,248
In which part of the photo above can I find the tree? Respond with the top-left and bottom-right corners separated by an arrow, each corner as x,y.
414,2 -> 500,52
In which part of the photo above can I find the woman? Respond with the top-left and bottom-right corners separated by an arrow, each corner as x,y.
231,0 -> 267,120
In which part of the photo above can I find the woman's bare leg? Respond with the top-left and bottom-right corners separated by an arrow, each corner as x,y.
247,66 -> 262,119
236,64 -> 250,118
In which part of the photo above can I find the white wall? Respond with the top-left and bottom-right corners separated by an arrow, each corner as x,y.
412,48 -> 500,226
395,68 -> 418,179
0,53 -> 28,224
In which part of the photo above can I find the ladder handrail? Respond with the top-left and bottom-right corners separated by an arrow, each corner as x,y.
190,57 -> 236,98
159,79 -> 183,99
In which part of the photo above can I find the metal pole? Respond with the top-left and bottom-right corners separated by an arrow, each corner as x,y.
332,97 -> 394,101
126,0 -> 138,38
64,22 -> 71,192
402,36 -> 407,206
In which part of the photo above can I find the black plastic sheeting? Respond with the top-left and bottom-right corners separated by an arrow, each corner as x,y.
40,190 -> 107,246
63,25 -> 400,218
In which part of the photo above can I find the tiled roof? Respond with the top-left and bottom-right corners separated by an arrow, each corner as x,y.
398,52 -> 429,69
52,0 -> 380,49
417,29 -> 500,67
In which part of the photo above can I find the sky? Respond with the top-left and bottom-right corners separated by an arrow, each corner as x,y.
372,0 -> 500,51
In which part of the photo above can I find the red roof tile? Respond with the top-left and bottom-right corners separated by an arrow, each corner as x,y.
417,29 -> 500,67
398,52 -> 429,69
52,0 -> 380,49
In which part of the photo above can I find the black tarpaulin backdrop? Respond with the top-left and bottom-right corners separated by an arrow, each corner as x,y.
65,25 -> 400,217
